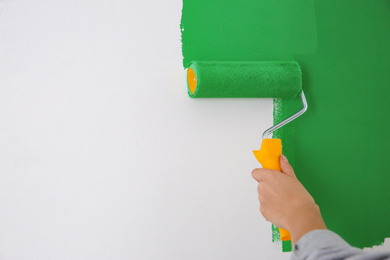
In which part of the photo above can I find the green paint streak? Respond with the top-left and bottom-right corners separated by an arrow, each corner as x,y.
181,0 -> 317,68
271,224 -> 280,243
290,1 -> 390,248
182,0 -> 390,251
273,98 -> 297,252
271,224 -> 292,252
182,0 -> 315,252
282,240 -> 292,252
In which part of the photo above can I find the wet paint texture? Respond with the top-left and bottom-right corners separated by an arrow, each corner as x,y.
181,0 -> 390,251
289,2 -> 390,248
181,0 -> 317,68
188,61 -> 302,98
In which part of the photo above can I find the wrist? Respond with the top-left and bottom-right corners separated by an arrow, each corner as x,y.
286,204 -> 327,244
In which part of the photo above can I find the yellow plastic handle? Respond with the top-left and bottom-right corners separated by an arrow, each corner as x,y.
253,138 -> 291,241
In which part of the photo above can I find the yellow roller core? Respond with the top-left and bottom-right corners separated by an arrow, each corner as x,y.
187,67 -> 197,94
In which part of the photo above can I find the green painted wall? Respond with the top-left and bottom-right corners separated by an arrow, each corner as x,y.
181,0 -> 390,251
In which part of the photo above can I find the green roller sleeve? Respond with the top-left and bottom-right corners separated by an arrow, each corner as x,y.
187,61 -> 302,98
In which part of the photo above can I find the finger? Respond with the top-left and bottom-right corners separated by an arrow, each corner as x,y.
279,154 -> 296,178
251,168 -> 269,182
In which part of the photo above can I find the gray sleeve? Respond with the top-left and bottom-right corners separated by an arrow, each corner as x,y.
290,230 -> 390,260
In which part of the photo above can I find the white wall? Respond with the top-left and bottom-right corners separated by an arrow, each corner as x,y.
0,1 -> 290,259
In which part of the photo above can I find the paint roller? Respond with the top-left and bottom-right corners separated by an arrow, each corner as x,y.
186,61 -> 308,241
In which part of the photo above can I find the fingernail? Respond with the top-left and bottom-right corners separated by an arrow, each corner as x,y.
281,154 -> 288,162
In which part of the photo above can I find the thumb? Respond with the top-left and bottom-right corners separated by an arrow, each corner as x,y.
280,154 -> 296,178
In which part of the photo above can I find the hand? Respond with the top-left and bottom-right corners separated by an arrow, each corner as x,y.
251,155 -> 327,244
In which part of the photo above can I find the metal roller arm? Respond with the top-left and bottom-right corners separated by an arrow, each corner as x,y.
262,91 -> 308,140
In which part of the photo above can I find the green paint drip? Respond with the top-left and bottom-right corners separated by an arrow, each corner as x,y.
181,0 -> 390,251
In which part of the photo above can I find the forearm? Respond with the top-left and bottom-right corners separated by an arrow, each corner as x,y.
291,230 -> 390,260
